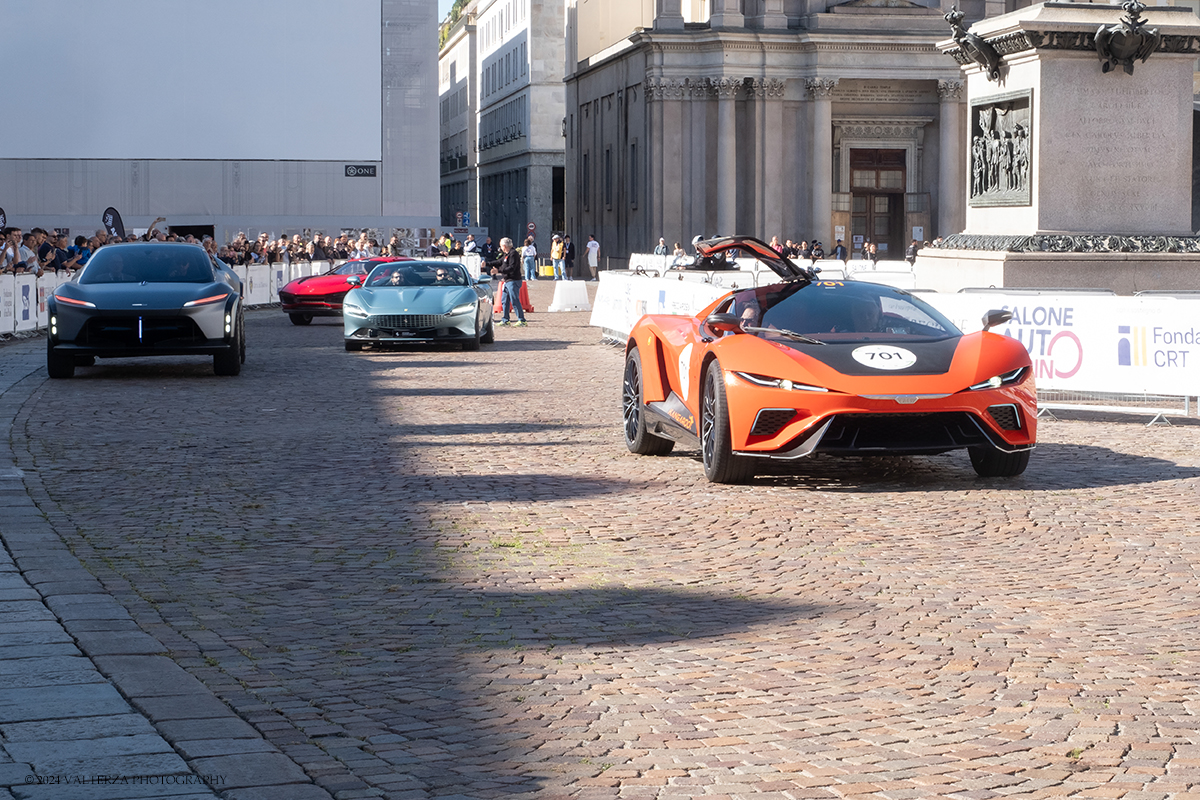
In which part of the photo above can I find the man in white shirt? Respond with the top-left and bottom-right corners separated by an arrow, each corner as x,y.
463,234 -> 477,253
585,234 -> 600,280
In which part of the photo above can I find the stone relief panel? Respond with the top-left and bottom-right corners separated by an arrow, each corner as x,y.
969,89 -> 1032,207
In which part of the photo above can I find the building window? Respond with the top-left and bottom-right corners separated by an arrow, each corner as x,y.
605,147 -> 613,209
629,140 -> 638,210
583,152 -> 589,211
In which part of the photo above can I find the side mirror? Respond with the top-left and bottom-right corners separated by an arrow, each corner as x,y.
346,275 -> 362,286
981,309 -> 1013,332
704,312 -> 744,335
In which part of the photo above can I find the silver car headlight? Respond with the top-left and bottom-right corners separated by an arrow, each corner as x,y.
343,303 -> 369,318
448,302 -> 475,316
968,367 -> 1027,391
733,372 -> 829,392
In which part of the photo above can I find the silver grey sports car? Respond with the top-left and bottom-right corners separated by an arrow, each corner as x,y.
47,242 -> 245,378
342,261 -> 495,352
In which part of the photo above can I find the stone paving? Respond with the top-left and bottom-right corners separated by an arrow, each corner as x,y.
3,280 -> 1200,799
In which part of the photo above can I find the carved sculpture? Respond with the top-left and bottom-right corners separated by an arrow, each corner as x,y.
969,94 -> 1031,206
1095,0 -> 1161,75
945,5 -> 1002,82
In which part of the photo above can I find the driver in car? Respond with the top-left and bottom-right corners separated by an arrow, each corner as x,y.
388,269 -> 407,286
434,268 -> 455,285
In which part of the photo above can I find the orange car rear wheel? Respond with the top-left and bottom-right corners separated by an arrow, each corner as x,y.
623,349 -> 675,456
701,360 -> 755,484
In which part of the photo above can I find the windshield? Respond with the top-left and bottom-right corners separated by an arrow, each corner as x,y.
79,245 -> 217,284
729,281 -> 960,342
365,262 -> 468,287
334,260 -> 375,276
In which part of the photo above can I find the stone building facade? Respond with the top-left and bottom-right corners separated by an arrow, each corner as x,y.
439,0 -> 566,250
562,0 -> 1020,263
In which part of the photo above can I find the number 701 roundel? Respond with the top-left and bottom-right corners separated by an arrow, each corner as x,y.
851,344 -> 917,370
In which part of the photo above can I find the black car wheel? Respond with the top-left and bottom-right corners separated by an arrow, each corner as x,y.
47,341 -> 75,379
622,348 -> 674,456
700,360 -> 755,484
462,320 -> 481,351
345,340 -> 363,352
480,315 -> 495,344
213,313 -> 243,376
289,313 -> 313,326
969,445 -> 1030,477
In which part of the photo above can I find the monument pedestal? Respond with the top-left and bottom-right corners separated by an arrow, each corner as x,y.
919,1 -> 1200,293
916,247 -> 1200,295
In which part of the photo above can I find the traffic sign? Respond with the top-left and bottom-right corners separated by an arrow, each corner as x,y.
527,222 -> 536,232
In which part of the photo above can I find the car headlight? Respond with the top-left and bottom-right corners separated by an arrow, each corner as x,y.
343,303 -> 369,318
449,302 -> 475,316
733,372 -> 829,392
183,292 -> 230,307
53,294 -> 95,308
968,367 -> 1027,391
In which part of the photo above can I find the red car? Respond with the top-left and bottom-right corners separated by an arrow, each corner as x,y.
278,257 -> 410,325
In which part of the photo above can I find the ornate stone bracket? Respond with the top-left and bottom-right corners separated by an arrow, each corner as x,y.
945,5 -> 1002,81
936,80 -> 964,101
932,233 -> 1200,254
1095,0 -> 1161,75
805,77 -> 838,99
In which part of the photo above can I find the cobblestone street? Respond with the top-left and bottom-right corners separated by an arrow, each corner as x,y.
5,280 -> 1200,799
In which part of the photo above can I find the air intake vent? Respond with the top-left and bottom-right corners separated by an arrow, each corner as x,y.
750,409 -> 795,437
987,404 -> 1021,431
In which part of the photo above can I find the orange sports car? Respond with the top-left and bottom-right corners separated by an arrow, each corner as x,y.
622,236 -> 1036,483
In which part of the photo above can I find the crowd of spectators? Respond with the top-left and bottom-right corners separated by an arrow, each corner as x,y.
0,222 -> 418,278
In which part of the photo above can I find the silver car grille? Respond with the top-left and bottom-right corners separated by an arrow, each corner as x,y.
368,314 -> 445,329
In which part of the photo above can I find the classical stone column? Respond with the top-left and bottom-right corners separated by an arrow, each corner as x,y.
713,77 -> 742,235
654,0 -> 684,30
647,78 -> 666,247
806,77 -> 837,246
710,0 -> 744,28
751,79 -> 787,240
747,0 -> 787,29
937,79 -> 965,238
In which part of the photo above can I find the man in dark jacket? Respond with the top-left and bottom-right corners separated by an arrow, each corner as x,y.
562,235 -> 577,280
488,237 -> 526,326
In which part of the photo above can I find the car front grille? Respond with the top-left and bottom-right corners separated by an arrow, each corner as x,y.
368,314 -> 444,330
750,409 -> 796,437
278,292 -> 296,304
81,316 -> 206,347
987,404 -> 1022,431
813,412 -> 990,454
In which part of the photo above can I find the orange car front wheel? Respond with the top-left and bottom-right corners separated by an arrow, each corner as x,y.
700,360 -> 755,484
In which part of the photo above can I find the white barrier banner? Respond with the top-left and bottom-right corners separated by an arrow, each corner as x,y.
590,272 -> 727,339
13,274 -> 38,332
272,264 -> 288,295
0,275 -> 14,334
37,274 -> 59,327
246,264 -> 272,306
921,294 -> 1200,395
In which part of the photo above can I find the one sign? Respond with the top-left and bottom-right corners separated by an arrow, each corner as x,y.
834,225 -> 845,240
102,206 -> 126,239
853,235 -> 864,247
462,212 -> 471,226
456,211 -> 463,226
912,226 -> 925,242
527,222 -> 536,232
344,164 -> 377,178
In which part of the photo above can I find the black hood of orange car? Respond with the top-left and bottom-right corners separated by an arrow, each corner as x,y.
775,335 -> 963,376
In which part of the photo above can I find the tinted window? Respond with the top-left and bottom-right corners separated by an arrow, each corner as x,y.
80,245 -> 217,284
733,281 -> 960,341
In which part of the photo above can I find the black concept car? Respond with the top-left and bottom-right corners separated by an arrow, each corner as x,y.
46,243 -> 246,378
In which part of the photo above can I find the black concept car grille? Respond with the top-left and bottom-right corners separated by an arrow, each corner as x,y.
82,316 -> 206,348
750,409 -> 796,437
278,292 -> 296,304
987,404 -> 1022,431
368,314 -> 444,330
813,412 -> 991,455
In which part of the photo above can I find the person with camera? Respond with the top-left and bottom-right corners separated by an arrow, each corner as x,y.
488,237 -> 526,327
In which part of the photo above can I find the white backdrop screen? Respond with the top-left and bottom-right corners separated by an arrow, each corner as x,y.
0,0 -> 382,160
